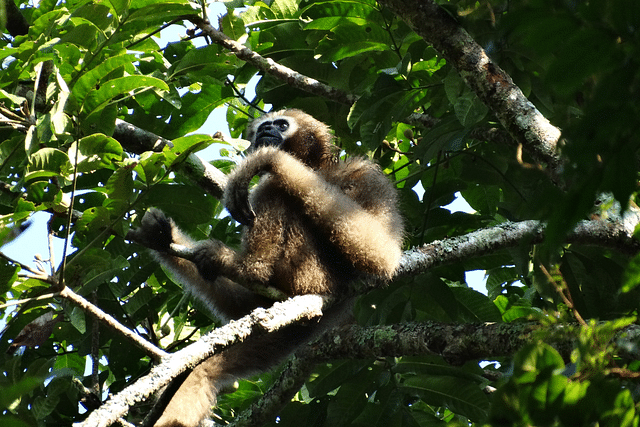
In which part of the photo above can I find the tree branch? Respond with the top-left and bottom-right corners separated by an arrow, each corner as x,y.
114,119 -> 228,198
229,319 -> 640,427
188,16 -> 356,106
76,294 -> 330,427
78,208 -> 640,427
59,286 -> 168,362
377,0 -> 562,178
397,216 -> 640,279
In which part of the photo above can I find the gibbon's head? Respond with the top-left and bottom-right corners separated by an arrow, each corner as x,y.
245,109 -> 337,168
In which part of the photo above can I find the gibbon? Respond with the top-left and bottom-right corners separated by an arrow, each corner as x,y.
128,109 -> 404,427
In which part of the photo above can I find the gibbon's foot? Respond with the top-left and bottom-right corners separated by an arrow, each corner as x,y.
127,208 -> 173,251
191,240 -> 226,282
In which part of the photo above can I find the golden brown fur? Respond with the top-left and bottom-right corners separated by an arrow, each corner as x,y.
128,109 -> 403,427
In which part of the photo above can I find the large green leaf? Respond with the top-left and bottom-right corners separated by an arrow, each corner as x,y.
73,53 -> 137,102
401,375 -> 489,422
25,148 -> 70,182
83,75 -> 169,115
69,134 -> 124,172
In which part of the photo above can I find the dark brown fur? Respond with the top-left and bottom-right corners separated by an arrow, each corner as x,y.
129,109 -> 403,427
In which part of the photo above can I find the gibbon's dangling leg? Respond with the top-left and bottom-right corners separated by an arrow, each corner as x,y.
128,109 -> 404,427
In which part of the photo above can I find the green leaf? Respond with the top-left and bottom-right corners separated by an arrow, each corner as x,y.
127,0 -> 198,23
302,0 -> 379,22
143,184 -> 215,224
164,134 -> 215,167
314,29 -> 388,62
0,262 -> 20,299
0,375 -> 44,410
402,375 -> 489,422
162,84 -> 230,137
83,75 -> 169,115
546,28 -> 617,96
454,91 -> 488,127
168,44 -> 235,80
25,148 -> 70,182
32,394 -> 60,420
122,285 -> 153,315
450,286 -> 502,322
53,354 -> 85,376
622,252 -> 640,293
514,343 -> 565,379
66,306 -> 86,334
69,134 -> 124,172
106,0 -> 131,18
73,53 -> 137,102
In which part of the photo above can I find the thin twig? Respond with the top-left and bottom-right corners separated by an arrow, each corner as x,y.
538,263 -> 587,326
59,286 -> 167,361
0,292 -> 58,310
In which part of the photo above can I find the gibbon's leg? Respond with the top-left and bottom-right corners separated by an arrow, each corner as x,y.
153,323 -> 315,427
224,147 -> 403,279
152,300 -> 353,427
127,209 -> 271,322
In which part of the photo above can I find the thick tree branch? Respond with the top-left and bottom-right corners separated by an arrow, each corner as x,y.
378,0 -> 562,177
398,216 -> 640,279
228,321 -> 534,427
229,320 -> 640,427
77,294 -> 329,427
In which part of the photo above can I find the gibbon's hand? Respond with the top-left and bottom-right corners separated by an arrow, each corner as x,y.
224,147 -> 280,226
126,208 -> 174,251
225,180 -> 255,226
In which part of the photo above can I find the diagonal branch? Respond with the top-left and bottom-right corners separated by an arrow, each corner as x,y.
76,294 -> 329,427
377,0 -> 562,178
188,16 -> 356,107
60,286 -> 168,361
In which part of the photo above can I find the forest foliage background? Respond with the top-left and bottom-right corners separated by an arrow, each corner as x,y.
1,0 -> 640,426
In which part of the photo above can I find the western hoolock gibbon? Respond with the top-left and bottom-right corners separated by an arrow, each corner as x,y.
128,109 -> 404,427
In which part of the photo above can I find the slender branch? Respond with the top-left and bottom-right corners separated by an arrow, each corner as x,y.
0,292 -> 58,310
0,250 -> 44,276
59,286 -> 167,361
188,16 -> 356,106
538,263 -> 587,326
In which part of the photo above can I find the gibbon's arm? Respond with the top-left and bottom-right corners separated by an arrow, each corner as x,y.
126,209 -> 271,322
225,146 -> 403,279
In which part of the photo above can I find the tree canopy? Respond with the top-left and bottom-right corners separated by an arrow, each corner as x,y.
1,0 -> 640,426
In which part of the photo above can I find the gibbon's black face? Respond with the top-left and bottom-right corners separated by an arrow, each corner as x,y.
250,115 -> 299,149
